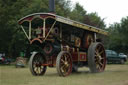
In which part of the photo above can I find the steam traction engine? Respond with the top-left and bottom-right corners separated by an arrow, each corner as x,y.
18,13 -> 108,76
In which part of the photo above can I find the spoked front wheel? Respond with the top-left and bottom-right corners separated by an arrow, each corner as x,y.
88,43 -> 106,73
56,51 -> 72,77
29,52 -> 47,76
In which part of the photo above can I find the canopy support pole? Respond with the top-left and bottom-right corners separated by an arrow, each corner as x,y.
29,21 -> 31,39
21,25 -> 30,41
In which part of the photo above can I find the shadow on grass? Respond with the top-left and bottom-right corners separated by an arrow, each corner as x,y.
45,73 -> 59,77
72,70 -> 90,74
44,70 -> 92,77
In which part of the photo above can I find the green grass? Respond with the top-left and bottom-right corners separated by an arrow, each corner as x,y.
125,60 -> 128,65
0,63 -> 128,85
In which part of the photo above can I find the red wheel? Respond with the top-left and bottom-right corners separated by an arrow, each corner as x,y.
83,34 -> 94,48
56,51 -> 72,77
88,43 -> 106,73
29,52 -> 47,76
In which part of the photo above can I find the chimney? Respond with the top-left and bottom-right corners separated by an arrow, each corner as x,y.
49,0 -> 55,13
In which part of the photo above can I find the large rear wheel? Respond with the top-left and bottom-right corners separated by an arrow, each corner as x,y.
56,51 -> 72,77
88,43 -> 106,73
29,52 -> 47,76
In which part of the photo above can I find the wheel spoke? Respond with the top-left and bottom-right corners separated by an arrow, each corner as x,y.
99,62 -> 103,67
37,67 -> 39,74
61,64 -> 65,70
95,50 -> 100,57
38,67 -> 42,74
40,66 -> 42,72
100,56 -> 104,60
99,50 -> 104,55
35,67 -> 38,73
64,55 -> 67,61
39,67 -> 41,74
61,59 -> 65,63
96,64 -> 100,69
67,57 -> 70,63
95,50 -> 104,61
63,67 -> 67,73
61,65 -> 66,73
97,45 -> 102,51
61,62 -> 69,73
39,67 -> 42,74
95,54 -> 99,60
96,63 -> 102,70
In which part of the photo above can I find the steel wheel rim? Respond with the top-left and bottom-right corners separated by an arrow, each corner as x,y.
95,44 -> 106,72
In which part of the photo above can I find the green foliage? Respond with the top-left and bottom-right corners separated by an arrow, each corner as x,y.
107,16 -> 128,54
69,3 -> 86,22
0,0 -> 107,58
56,0 -> 71,17
84,12 -> 106,29
0,0 -> 32,57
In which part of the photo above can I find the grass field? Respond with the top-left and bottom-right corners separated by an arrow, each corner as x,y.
0,62 -> 128,85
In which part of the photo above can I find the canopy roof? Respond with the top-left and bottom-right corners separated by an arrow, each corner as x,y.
18,13 -> 108,35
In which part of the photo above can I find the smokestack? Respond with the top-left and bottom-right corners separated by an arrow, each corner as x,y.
49,0 -> 55,13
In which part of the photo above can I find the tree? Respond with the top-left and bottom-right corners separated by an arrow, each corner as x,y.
69,2 -> 86,22
106,16 -> 128,54
0,0 -> 33,57
0,0 -> 72,58
0,0 -> 108,58
55,0 -> 72,17
84,12 -> 106,29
